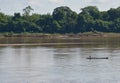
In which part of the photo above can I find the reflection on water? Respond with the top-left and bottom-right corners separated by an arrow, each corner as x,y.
0,38 -> 120,83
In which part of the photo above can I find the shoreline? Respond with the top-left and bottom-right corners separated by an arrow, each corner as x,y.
0,32 -> 120,46
1,32 -> 120,39
0,42 -> 96,46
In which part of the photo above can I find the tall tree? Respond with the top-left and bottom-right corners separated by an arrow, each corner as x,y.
81,6 -> 100,19
107,7 -> 120,21
52,6 -> 78,33
23,6 -> 34,16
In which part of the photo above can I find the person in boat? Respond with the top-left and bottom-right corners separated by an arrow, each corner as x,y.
89,56 -> 91,59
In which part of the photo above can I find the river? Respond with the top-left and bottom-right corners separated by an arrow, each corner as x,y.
0,37 -> 120,83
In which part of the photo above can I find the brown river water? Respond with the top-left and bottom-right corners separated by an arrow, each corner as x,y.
0,37 -> 120,83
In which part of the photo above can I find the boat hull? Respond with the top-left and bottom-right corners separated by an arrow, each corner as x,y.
86,57 -> 108,59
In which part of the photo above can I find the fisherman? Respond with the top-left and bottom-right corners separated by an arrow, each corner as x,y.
89,56 -> 91,59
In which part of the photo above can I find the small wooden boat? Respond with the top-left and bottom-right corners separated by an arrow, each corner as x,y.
86,56 -> 108,59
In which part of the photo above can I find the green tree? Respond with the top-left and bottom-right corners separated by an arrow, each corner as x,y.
112,18 -> 120,32
76,14 -> 94,32
81,6 -> 100,19
0,12 -> 10,32
107,7 -> 120,21
13,13 -> 21,20
52,6 -> 78,33
35,14 -> 53,33
94,20 -> 112,32
23,6 -> 34,16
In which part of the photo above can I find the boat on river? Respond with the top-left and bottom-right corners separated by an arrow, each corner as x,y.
86,56 -> 108,59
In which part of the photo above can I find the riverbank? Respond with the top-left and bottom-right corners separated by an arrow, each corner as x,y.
0,32 -> 120,39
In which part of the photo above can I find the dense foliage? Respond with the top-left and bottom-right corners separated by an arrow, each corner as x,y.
0,6 -> 120,33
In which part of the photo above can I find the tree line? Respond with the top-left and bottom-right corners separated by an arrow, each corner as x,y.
0,6 -> 120,34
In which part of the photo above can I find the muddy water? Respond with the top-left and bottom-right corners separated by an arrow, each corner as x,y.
0,37 -> 120,83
